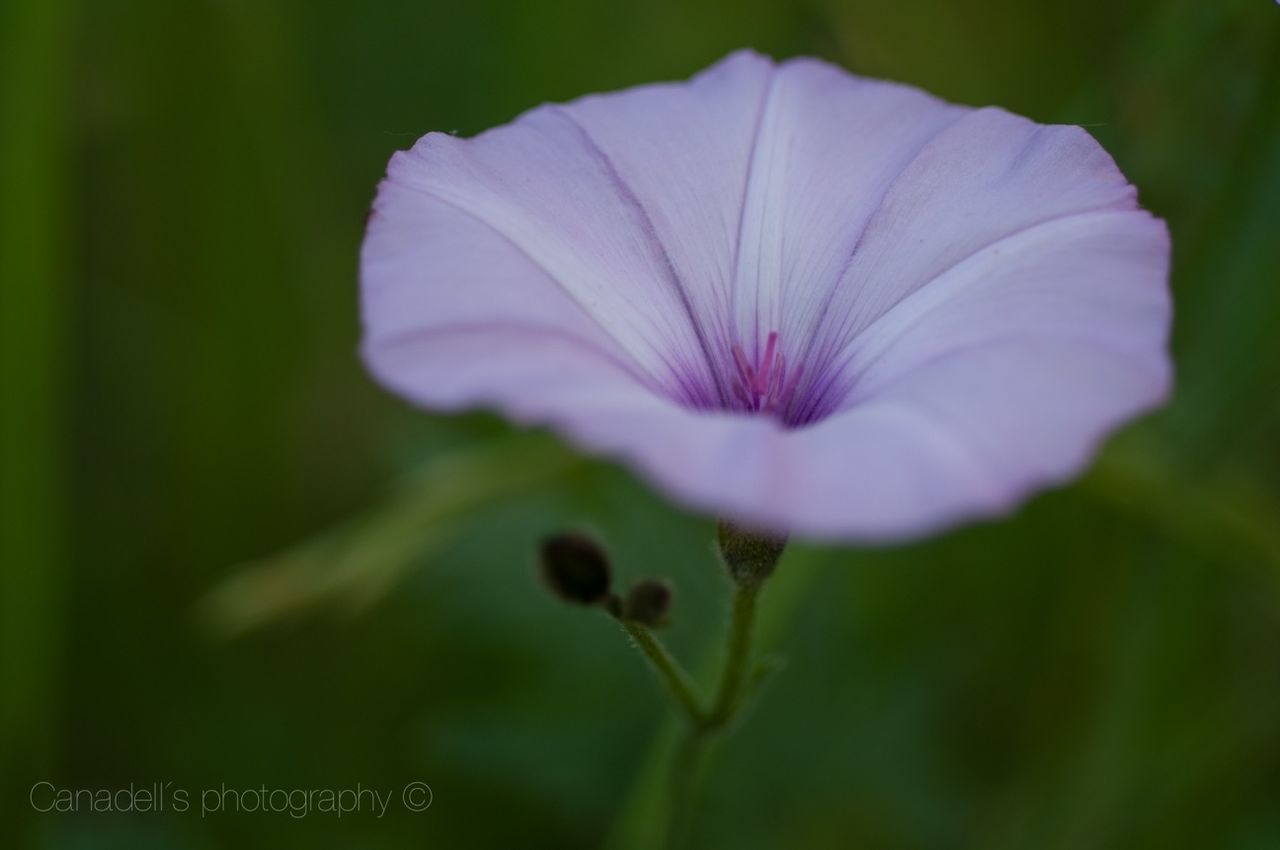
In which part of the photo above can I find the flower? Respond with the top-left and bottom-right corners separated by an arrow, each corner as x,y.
360,50 -> 1171,541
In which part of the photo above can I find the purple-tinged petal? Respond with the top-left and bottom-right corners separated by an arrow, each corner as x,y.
796,106 -> 1146,418
819,212 -> 1170,530
724,211 -> 1172,540
723,57 -> 965,372
363,183 -> 633,372
365,322 -> 795,526
361,51 -> 1173,542
556,50 -> 773,394
376,51 -> 777,409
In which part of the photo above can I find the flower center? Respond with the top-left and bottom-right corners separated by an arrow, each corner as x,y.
729,331 -> 805,420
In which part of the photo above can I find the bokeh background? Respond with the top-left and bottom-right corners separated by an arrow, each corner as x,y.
4,0 -> 1280,847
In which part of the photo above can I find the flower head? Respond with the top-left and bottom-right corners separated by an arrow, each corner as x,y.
360,51 -> 1171,541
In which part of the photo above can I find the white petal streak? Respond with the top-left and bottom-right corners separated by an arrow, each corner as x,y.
729,58 -> 965,370
558,51 -> 775,393
385,106 -> 727,404
835,209 -> 1171,406
806,109 -> 1140,377
362,182 -> 665,392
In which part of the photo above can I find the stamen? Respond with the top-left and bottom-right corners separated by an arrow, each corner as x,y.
727,331 -> 805,422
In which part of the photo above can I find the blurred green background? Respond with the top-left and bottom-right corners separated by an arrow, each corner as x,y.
3,0 -> 1280,847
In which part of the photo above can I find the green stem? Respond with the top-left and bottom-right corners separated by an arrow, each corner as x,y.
617,523 -> 783,848
606,549 -> 822,850
663,580 -> 762,848
703,582 -> 759,731
623,621 -> 706,728
664,730 -> 705,846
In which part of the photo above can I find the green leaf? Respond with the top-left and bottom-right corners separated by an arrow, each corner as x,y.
197,433 -> 580,639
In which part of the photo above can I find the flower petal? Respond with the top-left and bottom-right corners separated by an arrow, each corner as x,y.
364,321 -> 794,526
555,50 -> 773,393
361,51 -> 1173,542
362,183 -> 634,375
796,105 -> 1145,419
723,57 -> 966,373
372,51 -> 778,409
771,210 -> 1172,539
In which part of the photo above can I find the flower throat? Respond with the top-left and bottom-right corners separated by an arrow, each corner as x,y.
728,331 -> 805,419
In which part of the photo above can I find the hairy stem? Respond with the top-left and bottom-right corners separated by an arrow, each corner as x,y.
664,580 -> 762,847
617,523 -> 784,848
622,621 -> 706,728
704,582 -> 759,730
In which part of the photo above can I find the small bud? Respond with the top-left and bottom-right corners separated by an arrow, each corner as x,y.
717,520 -> 786,588
622,578 -> 674,627
539,533 -> 612,606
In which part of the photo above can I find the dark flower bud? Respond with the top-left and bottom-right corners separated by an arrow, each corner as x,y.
539,533 -> 612,606
622,578 -> 674,627
717,520 -> 786,588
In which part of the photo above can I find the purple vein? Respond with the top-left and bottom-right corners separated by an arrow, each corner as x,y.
795,106 -> 973,385
550,106 -> 728,408
391,180 -> 655,372
817,205 -> 1147,411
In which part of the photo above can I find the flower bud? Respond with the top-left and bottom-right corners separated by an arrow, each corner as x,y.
622,578 -> 674,627
539,533 -> 612,606
717,521 -> 786,588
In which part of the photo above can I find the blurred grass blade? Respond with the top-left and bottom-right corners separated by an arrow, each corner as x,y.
0,0 -> 70,802
1086,442 -> 1280,575
198,433 -> 579,639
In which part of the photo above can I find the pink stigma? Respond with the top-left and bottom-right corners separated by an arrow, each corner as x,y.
730,331 -> 805,418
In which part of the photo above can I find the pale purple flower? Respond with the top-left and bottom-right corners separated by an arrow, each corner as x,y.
360,51 -> 1171,541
